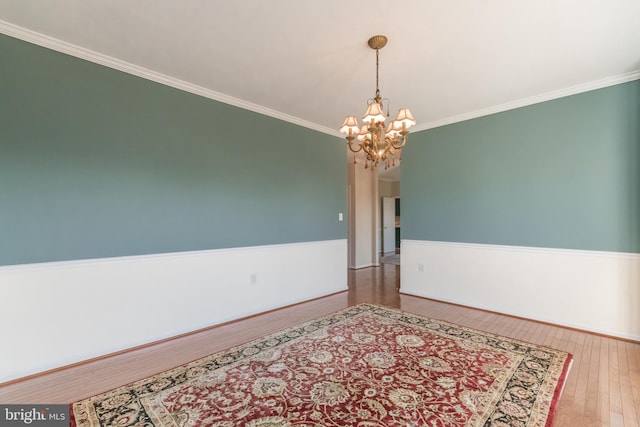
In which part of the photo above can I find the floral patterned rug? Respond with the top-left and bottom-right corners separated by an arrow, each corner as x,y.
71,304 -> 572,426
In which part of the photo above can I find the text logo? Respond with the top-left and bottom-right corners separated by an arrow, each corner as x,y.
0,405 -> 68,427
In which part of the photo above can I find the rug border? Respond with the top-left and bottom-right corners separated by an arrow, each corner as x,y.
71,303 -> 573,427
545,355 -> 574,427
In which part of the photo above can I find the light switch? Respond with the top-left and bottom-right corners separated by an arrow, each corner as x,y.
338,212 -> 344,221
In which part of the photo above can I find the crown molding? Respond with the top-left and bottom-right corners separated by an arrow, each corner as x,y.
1,20 -> 638,137
0,20 -> 338,137
413,70 -> 640,133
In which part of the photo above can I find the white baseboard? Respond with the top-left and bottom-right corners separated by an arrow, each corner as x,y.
401,240 -> 640,341
0,240 -> 347,383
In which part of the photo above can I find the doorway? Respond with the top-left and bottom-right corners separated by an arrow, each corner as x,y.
347,160 -> 400,269
379,166 -> 400,265
382,197 -> 398,254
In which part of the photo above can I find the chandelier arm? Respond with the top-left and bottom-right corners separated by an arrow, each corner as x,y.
346,138 -> 364,153
389,134 -> 408,150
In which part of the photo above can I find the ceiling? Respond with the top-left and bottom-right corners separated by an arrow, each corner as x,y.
1,0 -> 639,180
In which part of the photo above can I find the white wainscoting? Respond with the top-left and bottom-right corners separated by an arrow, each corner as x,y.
401,240 -> 640,341
0,239 -> 347,383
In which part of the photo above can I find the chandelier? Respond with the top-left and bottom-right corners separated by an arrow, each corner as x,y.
340,35 -> 416,170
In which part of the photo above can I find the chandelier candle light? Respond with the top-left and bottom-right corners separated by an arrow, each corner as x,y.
340,35 -> 416,170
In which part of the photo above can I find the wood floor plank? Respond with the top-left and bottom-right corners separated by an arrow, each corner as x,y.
554,330 -> 583,426
609,337 -> 625,426
598,336 -> 611,427
584,335 -> 601,425
618,340 -> 639,427
627,341 -> 640,425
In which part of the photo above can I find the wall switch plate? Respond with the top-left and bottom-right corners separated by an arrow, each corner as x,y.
338,212 -> 343,221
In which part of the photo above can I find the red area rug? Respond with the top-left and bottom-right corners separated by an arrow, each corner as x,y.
71,304 -> 572,426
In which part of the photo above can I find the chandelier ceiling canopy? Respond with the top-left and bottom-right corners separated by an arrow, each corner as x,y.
340,35 -> 416,170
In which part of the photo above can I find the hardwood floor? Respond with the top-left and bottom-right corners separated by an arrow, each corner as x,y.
1,264 -> 639,426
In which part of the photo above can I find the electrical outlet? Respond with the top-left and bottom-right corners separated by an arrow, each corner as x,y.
418,263 -> 424,272
250,273 -> 257,284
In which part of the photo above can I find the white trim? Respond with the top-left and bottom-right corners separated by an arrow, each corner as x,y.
0,239 -> 347,272
401,239 -> 640,341
412,71 -> 640,133
401,239 -> 640,260
2,19 -> 638,137
0,239 -> 348,383
0,20 -> 337,137
403,289 -> 640,341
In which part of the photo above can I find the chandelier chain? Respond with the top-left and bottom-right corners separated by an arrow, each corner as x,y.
375,48 -> 380,100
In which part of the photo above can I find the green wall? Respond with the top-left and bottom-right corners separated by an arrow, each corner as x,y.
402,80 -> 640,253
0,34 -> 346,266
